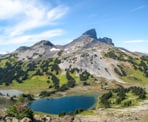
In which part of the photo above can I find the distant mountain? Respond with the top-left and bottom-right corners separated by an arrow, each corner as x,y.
14,40 -> 61,61
13,29 -> 114,61
82,29 -> 114,45
0,29 -> 147,93
134,51 -> 148,56
65,29 -> 114,51
82,28 -> 97,39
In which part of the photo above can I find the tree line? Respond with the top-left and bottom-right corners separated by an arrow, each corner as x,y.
100,86 -> 146,108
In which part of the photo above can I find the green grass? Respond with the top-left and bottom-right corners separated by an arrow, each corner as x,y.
27,71 -> 36,78
0,96 -> 15,109
121,69 -> 148,85
0,71 -> 85,95
97,88 -> 145,109
145,85 -> 148,92
112,92 -> 140,108
0,73 -> 81,94
125,92 -> 138,99
1,75 -> 50,94
80,110 -> 94,115
121,92 -> 139,106
0,59 -> 8,67
34,111 -> 58,117
108,93 -> 122,108
58,72 -> 81,87
58,75 -> 68,87
71,73 -> 80,83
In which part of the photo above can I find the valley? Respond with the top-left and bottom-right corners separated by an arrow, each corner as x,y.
0,29 -> 148,122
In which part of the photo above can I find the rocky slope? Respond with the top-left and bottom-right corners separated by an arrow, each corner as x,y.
0,28 -> 148,122
14,29 -> 117,82
14,40 -> 61,61
0,28 -> 147,91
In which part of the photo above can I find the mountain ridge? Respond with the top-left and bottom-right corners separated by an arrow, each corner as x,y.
13,29 -> 114,61
0,28 -> 147,94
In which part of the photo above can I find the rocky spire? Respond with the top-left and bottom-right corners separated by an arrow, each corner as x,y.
98,37 -> 114,46
82,28 -> 97,39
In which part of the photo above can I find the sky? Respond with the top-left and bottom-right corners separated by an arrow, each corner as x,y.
0,0 -> 148,54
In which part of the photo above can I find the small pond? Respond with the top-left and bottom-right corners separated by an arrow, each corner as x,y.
28,95 -> 97,114
0,90 -> 23,97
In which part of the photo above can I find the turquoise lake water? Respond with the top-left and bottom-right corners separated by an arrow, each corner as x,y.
28,95 -> 96,114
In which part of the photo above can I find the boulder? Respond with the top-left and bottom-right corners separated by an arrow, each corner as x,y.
62,115 -> 74,122
73,117 -> 81,122
12,118 -> 19,122
40,116 -> 52,122
51,118 -> 60,122
20,117 -> 32,122
5,117 -> 13,122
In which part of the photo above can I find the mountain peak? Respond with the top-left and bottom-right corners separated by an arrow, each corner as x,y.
82,29 -> 114,45
33,40 -> 54,47
98,37 -> 114,46
82,28 -> 97,39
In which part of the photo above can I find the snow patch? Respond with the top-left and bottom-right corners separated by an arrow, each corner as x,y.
64,48 -> 68,51
0,90 -> 23,97
119,49 -> 126,53
50,48 -> 60,51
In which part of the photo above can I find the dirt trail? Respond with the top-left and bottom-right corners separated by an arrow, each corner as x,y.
78,100 -> 148,122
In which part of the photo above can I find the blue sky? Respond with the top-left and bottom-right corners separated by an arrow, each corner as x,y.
0,0 -> 148,54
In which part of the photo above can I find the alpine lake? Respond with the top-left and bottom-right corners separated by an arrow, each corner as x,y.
28,94 -> 98,114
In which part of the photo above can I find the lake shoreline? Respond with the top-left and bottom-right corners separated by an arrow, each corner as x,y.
28,93 -> 98,115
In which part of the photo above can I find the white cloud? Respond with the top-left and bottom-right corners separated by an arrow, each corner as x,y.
130,5 -> 145,12
35,29 -> 64,39
124,40 -> 147,44
47,6 -> 68,21
0,0 -> 69,46
4,1 -> 68,37
0,29 -> 64,45
6,5 -> 68,37
0,0 -> 22,19
0,51 -> 8,55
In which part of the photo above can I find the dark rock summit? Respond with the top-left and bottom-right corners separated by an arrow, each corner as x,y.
98,37 -> 114,46
15,46 -> 30,52
32,40 -> 54,47
82,29 -> 114,45
14,28 -> 115,61
14,40 -> 58,61
82,28 -> 97,39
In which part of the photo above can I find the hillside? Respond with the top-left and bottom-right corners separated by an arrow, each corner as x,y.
0,29 -> 147,95
0,29 -> 148,122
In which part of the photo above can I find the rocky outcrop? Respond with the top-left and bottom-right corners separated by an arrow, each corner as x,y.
2,108 -> 148,122
62,115 -> 74,122
14,46 -> 30,52
13,29 -> 114,61
82,28 -> 97,39
20,117 -> 32,122
14,40 -> 60,61
98,37 -> 114,46
32,40 -> 54,47
82,29 -> 114,45
0,117 -> 30,122
65,29 -> 114,52
73,117 -> 81,122
15,40 -> 54,54
33,115 -> 81,122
